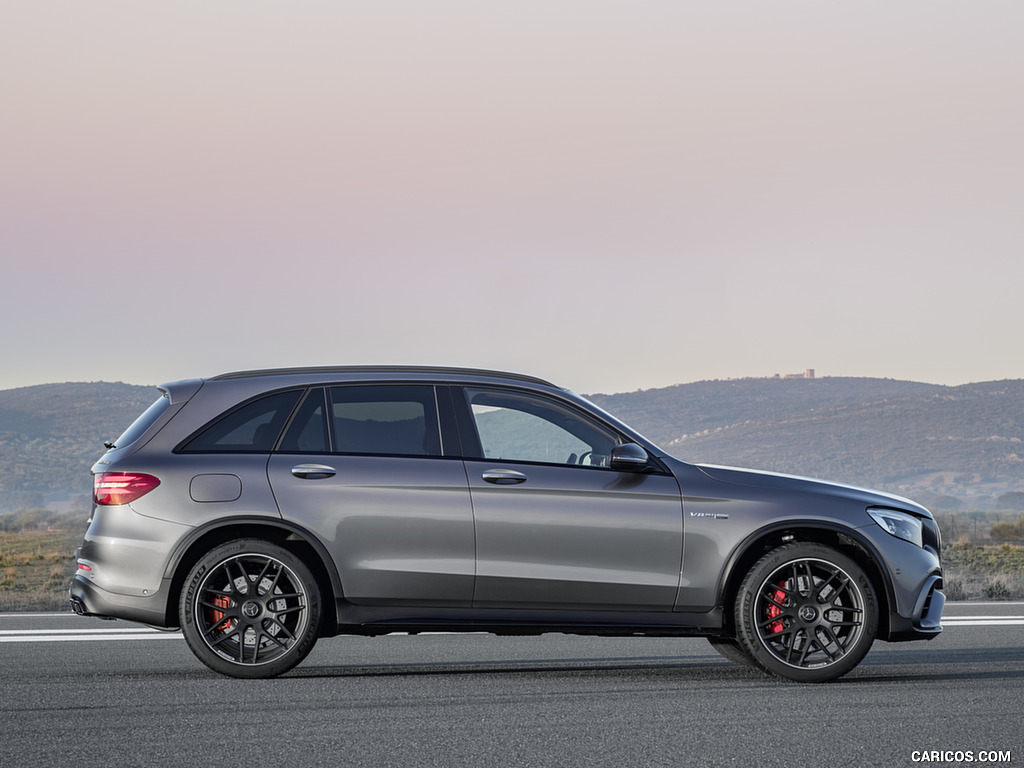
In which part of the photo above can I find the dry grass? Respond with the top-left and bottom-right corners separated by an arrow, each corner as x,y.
0,530 -> 81,612
941,542 -> 1024,600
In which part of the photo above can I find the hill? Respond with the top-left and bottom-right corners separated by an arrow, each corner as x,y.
2,376 -> 1023,510
0,382 -> 156,508
589,377 -> 1024,506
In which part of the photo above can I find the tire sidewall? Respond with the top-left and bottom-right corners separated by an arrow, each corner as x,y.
735,542 -> 878,683
179,538 -> 322,679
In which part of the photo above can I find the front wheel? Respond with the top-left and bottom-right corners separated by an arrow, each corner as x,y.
734,542 -> 878,683
180,539 -> 322,678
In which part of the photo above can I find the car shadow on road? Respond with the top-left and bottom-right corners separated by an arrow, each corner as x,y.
288,645 -> 1024,684
846,645 -> 1024,684
865,645 -> 1024,666
290,655 -> 769,681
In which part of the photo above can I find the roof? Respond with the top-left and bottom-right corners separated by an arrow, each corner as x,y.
208,366 -> 556,387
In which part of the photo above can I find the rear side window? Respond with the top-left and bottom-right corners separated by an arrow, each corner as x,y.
330,385 -> 441,456
113,394 -> 170,449
179,390 -> 302,453
278,389 -> 330,453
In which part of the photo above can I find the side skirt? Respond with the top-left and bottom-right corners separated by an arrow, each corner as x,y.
331,601 -> 723,638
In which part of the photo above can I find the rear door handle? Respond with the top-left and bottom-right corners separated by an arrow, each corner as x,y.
291,464 -> 337,479
482,469 -> 527,485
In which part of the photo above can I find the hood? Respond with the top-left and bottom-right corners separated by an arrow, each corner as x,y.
696,463 -> 932,517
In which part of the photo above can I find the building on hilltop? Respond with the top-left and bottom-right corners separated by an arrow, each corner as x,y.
776,369 -> 816,380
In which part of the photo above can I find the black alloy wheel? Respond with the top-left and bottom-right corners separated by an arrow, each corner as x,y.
735,542 -> 878,683
180,539 -> 322,678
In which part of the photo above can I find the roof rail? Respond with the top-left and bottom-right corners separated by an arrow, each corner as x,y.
209,366 -> 556,387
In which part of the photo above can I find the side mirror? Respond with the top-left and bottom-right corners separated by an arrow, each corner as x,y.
609,443 -> 649,471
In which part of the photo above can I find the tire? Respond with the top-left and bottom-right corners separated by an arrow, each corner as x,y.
180,539 -> 322,679
707,637 -> 757,669
734,542 -> 877,683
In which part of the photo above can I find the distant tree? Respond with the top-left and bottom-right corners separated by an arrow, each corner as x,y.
995,492 -> 1024,511
990,519 -> 1024,542
931,495 -> 963,511
2,491 -> 45,513
1,508 -> 50,532
12,508 -> 48,531
54,509 -> 90,530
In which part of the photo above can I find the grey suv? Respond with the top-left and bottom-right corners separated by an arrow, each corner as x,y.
69,367 -> 944,682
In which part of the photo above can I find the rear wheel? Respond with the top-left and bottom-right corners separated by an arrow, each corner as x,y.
735,542 -> 877,683
180,539 -> 321,678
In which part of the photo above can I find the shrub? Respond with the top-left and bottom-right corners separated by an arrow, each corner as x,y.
982,578 -> 1013,600
990,520 -> 1024,542
944,579 -> 967,601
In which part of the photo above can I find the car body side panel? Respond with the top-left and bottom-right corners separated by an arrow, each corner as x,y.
79,453 -> 281,602
666,459 -> 943,624
76,506 -> 192,597
267,454 -> 475,607
466,461 -> 684,611
106,453 -> 284,528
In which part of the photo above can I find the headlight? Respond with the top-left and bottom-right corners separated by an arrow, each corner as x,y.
868,507 -> 924,547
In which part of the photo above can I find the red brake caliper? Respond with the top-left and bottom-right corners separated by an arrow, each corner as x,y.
766,582 -> 787,635
211,595 -> 233,633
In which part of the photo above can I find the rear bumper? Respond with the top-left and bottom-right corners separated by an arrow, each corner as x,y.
68,573 -> 175,628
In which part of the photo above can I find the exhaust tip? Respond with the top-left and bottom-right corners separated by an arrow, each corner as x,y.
69,597 -> 86,616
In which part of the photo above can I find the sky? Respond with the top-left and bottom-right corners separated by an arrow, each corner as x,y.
3,1 -> 1023,396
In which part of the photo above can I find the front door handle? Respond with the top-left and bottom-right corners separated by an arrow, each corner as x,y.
482,469 -> 527,485
291,464 -> 337,479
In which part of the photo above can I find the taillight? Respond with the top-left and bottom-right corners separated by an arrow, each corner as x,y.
93,472 -> 161,506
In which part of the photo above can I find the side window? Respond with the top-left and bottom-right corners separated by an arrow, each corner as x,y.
179,390 -> 302,453
464,388 -> 618,467
330,385 -> 441,457
278,388 -> 330,453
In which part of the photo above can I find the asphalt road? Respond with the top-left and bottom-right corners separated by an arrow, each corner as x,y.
1,603 -> 1021,768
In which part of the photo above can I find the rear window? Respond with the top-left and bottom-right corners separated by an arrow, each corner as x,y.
113,394 -> 170,449
178,390 -> 302,453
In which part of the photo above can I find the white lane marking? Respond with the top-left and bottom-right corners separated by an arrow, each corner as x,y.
942,619 -> 1024,626
1,634 -> 182,643
0,628 -> 171,635
0,627 -> 182,643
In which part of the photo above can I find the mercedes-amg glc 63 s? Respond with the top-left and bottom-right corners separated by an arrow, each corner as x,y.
70,367 -> 944,681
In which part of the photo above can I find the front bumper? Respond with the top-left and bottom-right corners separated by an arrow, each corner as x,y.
885,573 -> 945,642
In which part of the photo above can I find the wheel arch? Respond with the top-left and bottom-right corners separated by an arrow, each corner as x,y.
163,517 -> 342,634
716,522 -> 895,640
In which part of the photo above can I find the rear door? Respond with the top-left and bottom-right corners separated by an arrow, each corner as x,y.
267,384 -> 475,607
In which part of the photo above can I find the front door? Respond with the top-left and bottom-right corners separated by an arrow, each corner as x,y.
458,387 -> 683,612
